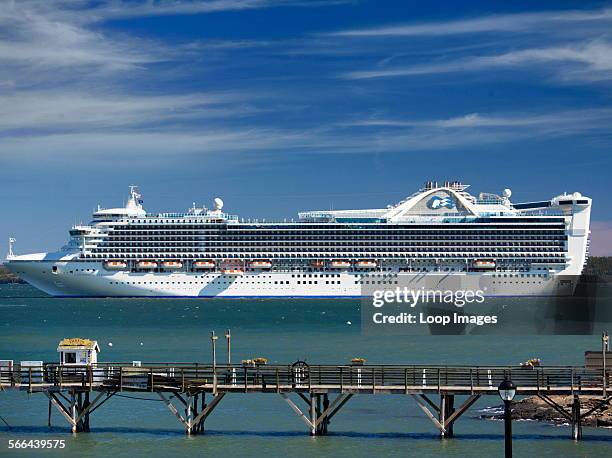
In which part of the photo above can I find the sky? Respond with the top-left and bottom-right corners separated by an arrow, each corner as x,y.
1,0 -> 611,255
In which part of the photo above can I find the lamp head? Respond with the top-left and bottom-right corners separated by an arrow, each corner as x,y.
498,378 -> 516,402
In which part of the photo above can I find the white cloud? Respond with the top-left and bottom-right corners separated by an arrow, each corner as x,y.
0,91 -> 264,132
3,107 -> 611,161
330,9 -> 612,37
343,41 -> 612,82
348,109 -> 612,130
16,0 -> 350,23
0,2 -> 161,81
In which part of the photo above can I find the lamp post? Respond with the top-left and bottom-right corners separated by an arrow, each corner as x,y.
498,377 -> 516,458
211,331 -> 218,390
225,329 -> 231,365
603,332 -> 609,398
210,331 -> 218,368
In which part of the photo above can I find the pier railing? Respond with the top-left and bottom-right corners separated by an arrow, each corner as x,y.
1,363 -> 610,395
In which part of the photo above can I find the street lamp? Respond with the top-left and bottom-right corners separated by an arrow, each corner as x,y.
210,331 -> 218,368
498,377 -> 516,458
225,329 -> 231,365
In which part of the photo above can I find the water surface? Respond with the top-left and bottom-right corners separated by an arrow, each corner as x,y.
0,285 -> 610,457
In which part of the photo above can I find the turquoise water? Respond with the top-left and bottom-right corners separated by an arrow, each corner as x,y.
0,284 -> 611,457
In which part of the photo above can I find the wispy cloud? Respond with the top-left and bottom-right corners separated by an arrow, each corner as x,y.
21,0 -> 351,24
347,109 -> 612,130
0,91 -> 266,133
0,2 -> 161,82
329,8 -> 612,37
3,107 -> 611,161
343,40 -> 612,82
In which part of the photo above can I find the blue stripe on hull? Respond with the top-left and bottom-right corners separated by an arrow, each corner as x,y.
51,294 -> 568,299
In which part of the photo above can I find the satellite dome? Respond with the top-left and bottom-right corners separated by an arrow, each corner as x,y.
502,188 -> 512,198
213,197 -> 224,210
572,192 -> 582,199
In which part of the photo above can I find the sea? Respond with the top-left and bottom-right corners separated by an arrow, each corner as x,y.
1,284 -> 611,457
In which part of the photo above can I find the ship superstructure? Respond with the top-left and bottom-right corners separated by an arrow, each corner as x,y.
5,181 -> 591,297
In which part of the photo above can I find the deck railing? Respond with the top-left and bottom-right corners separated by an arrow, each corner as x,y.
1,363 -> 610,395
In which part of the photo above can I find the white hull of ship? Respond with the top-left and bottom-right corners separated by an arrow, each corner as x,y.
7,260 -> 577,298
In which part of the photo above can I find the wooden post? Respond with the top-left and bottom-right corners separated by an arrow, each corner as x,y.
322,394 -> 330,434
244,367 -> 248,393
70,392 -> 77,433
316,394 -> 323,435
48,398 -> 52,427
200,392 -> 206,433
439,394 -> 446,439
571,394 -> 582,441
77,392 -> 83,432
193,393 -> 199,433
439,394 -> 455,438
83,391 -> 90,432
309,394 -> 317,436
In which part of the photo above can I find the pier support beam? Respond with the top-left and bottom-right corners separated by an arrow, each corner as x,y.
539,394 -> 612,441
44,390 -> 113,433
439,394 -> 455,438
158,391 -> 225,435
280,393 -> 352,436
571,395 -> 582,441
411,394 -> 480,438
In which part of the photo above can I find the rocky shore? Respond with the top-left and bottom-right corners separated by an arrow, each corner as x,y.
0,265 -> 24,284
480,395 -> 612,428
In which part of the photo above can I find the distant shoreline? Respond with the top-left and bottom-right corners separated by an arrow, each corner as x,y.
0,265 -> 24,284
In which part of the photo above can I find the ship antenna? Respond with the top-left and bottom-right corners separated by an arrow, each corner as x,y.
7,237 -> 16,259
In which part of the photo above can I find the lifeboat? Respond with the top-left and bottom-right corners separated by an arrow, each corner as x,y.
104,261 -> 127,270
162,261 -> 183,269
221,269 -> 244,276
330,260 -> 351,269
311,260 -> 324,268
137,261 -> 157,269
193,260 -> 216,269
473,259 -> 496,269
250,260 -> 272,269
355,260 -> 377,269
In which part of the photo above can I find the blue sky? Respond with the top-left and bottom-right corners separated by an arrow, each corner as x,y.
1,0 -> 612,255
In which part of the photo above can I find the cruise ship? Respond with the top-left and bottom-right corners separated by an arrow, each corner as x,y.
5,181 -> 591,298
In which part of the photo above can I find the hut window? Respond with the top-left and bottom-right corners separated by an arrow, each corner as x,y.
64,352 -> 77,364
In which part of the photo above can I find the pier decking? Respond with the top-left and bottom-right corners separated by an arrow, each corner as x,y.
2,363 -> 610,439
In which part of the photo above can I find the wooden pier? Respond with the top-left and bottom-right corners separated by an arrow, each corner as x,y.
1,362 -> 610,439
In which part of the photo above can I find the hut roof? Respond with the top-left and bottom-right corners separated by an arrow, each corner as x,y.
57,338 -> 100,352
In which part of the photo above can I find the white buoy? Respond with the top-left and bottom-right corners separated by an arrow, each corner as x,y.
347,321 -> 352,325
108,342 -> 113,347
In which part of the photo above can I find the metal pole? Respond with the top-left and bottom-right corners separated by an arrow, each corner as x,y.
504,399 -> 512,458
225,329 -> 231,365
211,331 -> 218,368
603,332 -> 609,398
